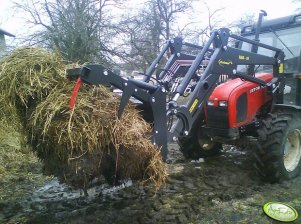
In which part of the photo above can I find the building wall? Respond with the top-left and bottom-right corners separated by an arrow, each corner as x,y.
0,34 -> 6,57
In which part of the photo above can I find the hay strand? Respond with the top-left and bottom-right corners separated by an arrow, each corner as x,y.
0,47 -> 167,190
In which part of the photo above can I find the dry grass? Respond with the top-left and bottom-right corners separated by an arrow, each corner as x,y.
0,47 -> 167,191
0,48 -> 65,116
29,83 -> 167,189
0,121 -> 50,200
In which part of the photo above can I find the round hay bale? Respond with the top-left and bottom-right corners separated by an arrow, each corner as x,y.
30,83 -> 166,189
0,47 -> 167,190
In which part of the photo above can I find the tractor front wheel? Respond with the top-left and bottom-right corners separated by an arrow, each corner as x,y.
178,126 -> 222,160
254,112 -> 301,182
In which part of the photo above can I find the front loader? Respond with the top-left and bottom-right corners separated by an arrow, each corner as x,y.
66,11 -> 301,183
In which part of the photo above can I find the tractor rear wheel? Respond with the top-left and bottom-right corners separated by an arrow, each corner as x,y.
254,112 -> 301,182
178,126 -> 222,160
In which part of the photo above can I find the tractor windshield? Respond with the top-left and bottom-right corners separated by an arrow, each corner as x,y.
241,26 -> 301,74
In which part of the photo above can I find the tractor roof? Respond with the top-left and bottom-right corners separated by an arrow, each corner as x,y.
241,13 -> 301,36
0,28 -> 15,37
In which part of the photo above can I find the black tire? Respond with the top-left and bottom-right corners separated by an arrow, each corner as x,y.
178,126 -> 222,160
254,112 -> 301,183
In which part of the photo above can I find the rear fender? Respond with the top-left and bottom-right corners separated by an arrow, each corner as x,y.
274,104 -> 301,113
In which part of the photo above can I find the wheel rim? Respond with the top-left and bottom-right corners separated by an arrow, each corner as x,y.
284,129 -> 301,172
198,136 -> 215,151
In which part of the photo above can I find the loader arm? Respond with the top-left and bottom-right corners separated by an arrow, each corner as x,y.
66,28 -> 285,160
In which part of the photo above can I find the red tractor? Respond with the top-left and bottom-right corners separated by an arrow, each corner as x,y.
67,11 -> 301,183
180,11 -> 301,183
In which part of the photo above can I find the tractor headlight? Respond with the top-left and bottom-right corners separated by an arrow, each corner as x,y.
207,100 -> 214,106
218,101 -> 228,107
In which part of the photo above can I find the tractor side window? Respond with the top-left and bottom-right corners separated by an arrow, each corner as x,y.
273,27 -> 301,73
241,26 -> 301,74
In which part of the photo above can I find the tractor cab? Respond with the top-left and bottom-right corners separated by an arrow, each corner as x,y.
240,13 -> 301,105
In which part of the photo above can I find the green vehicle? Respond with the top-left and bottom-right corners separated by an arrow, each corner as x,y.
241,13 -> 301,105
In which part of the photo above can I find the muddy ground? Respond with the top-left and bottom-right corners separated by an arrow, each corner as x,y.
1,140 -> 301,224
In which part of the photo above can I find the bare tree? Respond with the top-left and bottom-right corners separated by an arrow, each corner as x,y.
293,0 -> 301,12
182,2 -> 224,46
229,13 -> 256,35
111,4 -> 163,73
116,0 -> 193,73
15,0 -> 123,64
154,0 -> 193,40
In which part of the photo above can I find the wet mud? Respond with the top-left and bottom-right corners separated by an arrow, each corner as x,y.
1,144 -> 301,224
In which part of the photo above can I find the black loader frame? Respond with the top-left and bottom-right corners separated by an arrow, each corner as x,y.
66,19 -> 285,161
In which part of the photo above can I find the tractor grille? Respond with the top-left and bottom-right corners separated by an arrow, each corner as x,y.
218,74 -> 235,84
206,107 -> 229,129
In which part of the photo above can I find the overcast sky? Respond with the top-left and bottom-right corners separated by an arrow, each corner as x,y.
0,0 -> 300,43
